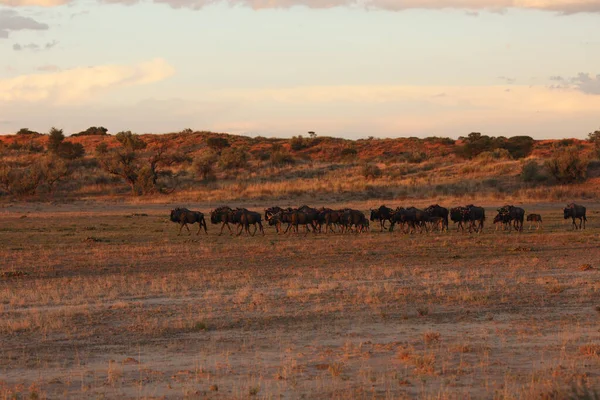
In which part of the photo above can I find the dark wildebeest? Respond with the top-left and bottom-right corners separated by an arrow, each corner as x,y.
450,207 -> 468,232
463,205 -> 485,233
370,205 -> 394,232
170,208 -> 208,235
237,209 -> 265,236
210,206 -> 239,235
493,212 -> 512,231
497,205 -> 525,232
318,208 -> 344,233
425,204 -> 449,232
564,203 -> 587,230
390,207 -> 428,234
340,209 -> 368,233
526,214 -> 543,230
265,206 -> 292,234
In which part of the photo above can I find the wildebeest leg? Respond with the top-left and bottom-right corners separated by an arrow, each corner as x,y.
183,223 -> 191,236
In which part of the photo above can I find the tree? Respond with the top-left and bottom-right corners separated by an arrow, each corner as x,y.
308,131 -> 317,139
16,128 -> 41,136
588,129 -> 600,159
545,145 -> 589,183
47,127 -> 65,153
95,134 -> 184,195
115,131 -> 147,151
47,127 -> 85,160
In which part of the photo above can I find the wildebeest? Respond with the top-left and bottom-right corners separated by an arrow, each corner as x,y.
210,206 -> 239,235
450,207 -> 468,232
526,214 -> 543,230
340,209 -> 369,233
237,209 -> 265,236
318,208 -> 344,233
564,203 -> 587,230
170,208 -> 208,235
265,206 -> 292,234
495,205 -> 525,232
425,204 -> 449,232
390,207 -> 429,234
463,205 -> 485,233
370,205 -> 394,232
493,212 -> 512,231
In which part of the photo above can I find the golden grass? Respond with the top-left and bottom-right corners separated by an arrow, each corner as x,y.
0,202 -> 599,398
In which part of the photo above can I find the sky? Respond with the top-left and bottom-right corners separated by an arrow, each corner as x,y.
1,0 -> 599,139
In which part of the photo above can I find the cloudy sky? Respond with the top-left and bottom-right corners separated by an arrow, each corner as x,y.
1,0 -> 599,138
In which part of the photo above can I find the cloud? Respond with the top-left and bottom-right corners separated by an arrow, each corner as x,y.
2,0 -> 600,14
0,58 -> 175,104
549,72 -> 600,94
13,39 -> 58,51
0,9 -> 48,38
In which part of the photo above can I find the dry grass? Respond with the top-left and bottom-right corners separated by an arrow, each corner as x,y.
0,201 -> 599,399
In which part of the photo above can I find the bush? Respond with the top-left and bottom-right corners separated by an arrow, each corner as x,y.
476,148 -> 512,162
0,159 -> 45,197
206,137 -> 230,152
270,150 -> 295,167
362,163 -> 382,179
341,147 -> 358,160
115,131 -> 146,151
218,147 -> 248,170
290,135 -> 308,151
503,136 -> 534,159
545,146 -> 589,183
72,126 -> 108,137
16,128 -> 42,136
47,127 -> 85,159
520,161 -> 546,183
193,150 -> 219,181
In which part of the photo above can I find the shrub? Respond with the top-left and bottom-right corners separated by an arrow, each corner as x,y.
341,147 -> 358,160
362,163 -> 382,179
115,131 -> 146,151
16,128 -> 41,136
72,126 -> 108,137
218,147 -> 248,170
193,150 -> 219,181
206,137 -> 230,152
503,136 -> 534,159
270,150 -> 295,167
0,159 -> 44,197
520,161 -> 546,183
476,148 -> 512,162
545,146 -> 589,183
290,135 -> 308,151
47,127 -> 85,159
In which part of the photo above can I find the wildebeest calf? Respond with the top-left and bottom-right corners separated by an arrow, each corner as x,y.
526,214 -> 543,230
170,208 -> 208,235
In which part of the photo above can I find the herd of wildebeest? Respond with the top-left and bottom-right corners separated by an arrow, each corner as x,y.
169,203 -> 588,237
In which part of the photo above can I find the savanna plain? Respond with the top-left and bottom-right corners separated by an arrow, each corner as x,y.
1,201 -> 599,399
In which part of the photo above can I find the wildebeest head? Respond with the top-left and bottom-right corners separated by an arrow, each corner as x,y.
563,207 -> 573,219
170,208 -> 180,222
